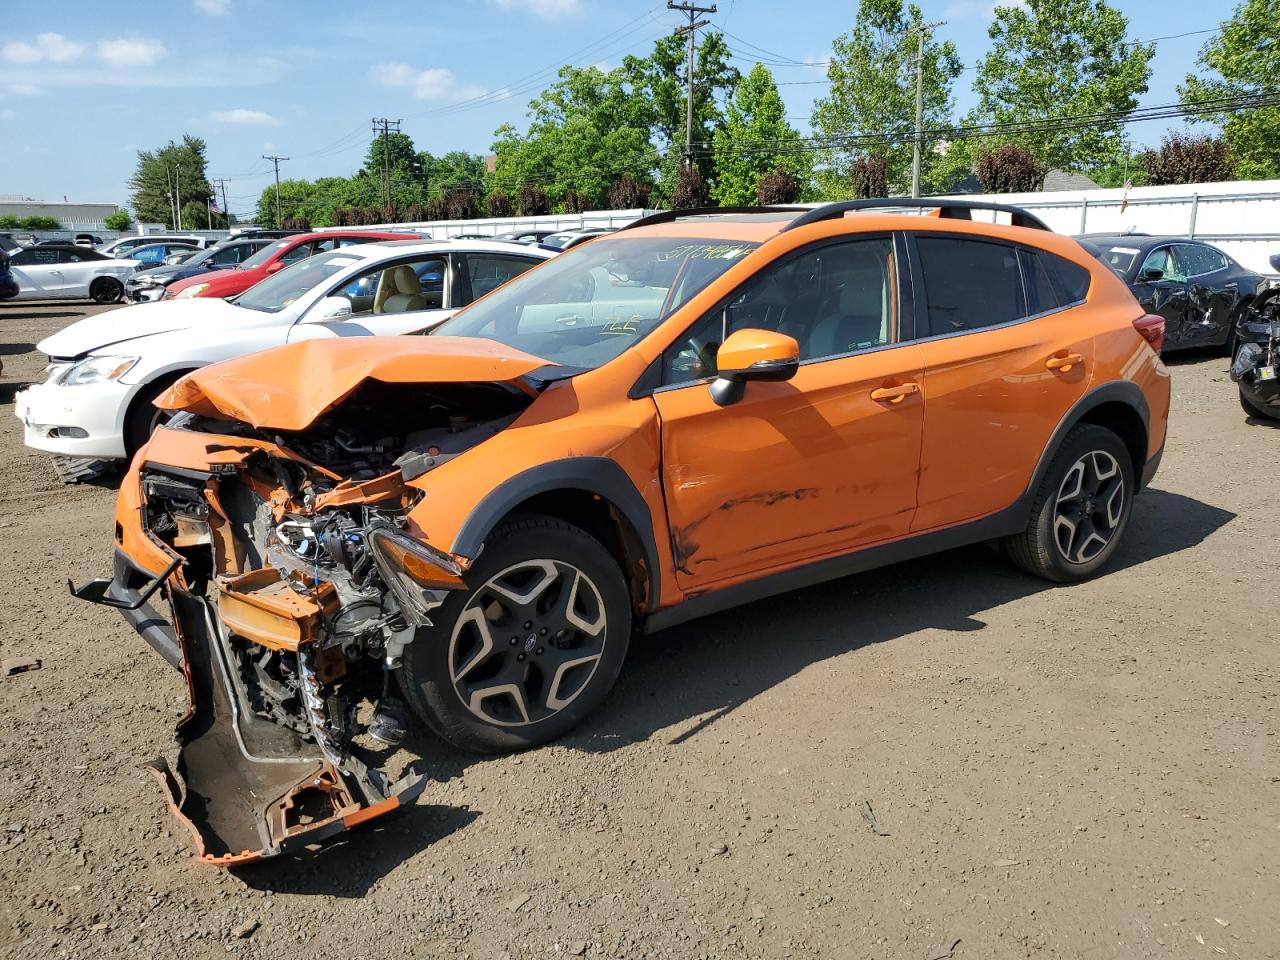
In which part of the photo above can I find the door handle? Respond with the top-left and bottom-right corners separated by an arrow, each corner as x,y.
1045,353 -> 1084,372
870,382 -> 919,404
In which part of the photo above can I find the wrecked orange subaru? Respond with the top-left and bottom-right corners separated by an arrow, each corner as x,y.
75,200 -> 1170,864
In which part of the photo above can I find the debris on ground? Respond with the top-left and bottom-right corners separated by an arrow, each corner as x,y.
2,657 -> 42,678
858,799 -> 890,836
925,937 -> 962,960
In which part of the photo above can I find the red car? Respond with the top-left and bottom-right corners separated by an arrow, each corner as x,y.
162,230 -> 423,300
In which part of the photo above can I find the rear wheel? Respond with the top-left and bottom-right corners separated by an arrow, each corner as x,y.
1239,387 -> 1277,420
1003,424 -> 1134,583
90,277 -> 123,304
401,514 -> 631,753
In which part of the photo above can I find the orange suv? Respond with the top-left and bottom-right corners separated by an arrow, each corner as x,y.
75,200 -> 1170,864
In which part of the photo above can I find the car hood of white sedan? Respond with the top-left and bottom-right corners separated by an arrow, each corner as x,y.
38,297 -> 267,359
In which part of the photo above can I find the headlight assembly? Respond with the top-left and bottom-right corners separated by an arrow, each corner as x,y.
61,355 -> 139,386
174,283 -> 209,299
367,527 -> 466,625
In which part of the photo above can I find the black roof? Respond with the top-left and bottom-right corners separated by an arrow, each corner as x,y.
20,243 -> 108,259
1083,234 -> 1218,251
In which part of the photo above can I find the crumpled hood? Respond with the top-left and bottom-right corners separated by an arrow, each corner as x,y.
158,335 -> 553,431
37,298 -> 246,359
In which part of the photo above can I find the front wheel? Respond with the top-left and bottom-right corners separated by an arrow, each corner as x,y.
1240,387 -> 1278,420
90,277 -> 123,304
401,514 -> 631,753
1003,424 -> 1135,583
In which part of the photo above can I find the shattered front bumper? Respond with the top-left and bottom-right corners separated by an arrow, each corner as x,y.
74,550 -> 426,867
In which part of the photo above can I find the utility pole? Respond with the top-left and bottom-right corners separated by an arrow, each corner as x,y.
164,167 -> 176,228
908,20 -> 945,199
175,164 -> 182,230
668,1 -> 716,168
212,178 -> 231,226
262,154 -> 288,226
371,117 -> 402,207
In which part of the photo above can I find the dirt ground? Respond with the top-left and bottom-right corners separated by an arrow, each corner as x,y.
0,301 -> 1276,960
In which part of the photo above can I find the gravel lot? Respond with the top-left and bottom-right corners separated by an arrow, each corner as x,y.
1,301 -> 1277,960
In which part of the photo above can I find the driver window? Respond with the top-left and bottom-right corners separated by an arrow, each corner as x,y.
279,242 -> 315,266
1140,247 -> 1186,282
339,257 -> 446,316
662,237 -> 898,384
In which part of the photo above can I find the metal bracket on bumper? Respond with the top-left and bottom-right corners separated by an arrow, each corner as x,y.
70,552 -> 185,670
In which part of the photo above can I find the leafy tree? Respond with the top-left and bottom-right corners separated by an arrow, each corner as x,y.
976,144 -> 1047,192
811,0 -> 962,197
712,63 -> 811,206
1139,133 -> 1234,185
968,0 -> 1154,173
607,174 -> 651,210
671,166 -> 710,209
492,65 -> 657,208
1180,0 -> 1279,179
128,135 -> 213,227
517,184 -> 549,216
486,190 -> 514,217
444,190 -> 480,220
562,190 -> 592,213
422,150 -> 488,195
281,216 -> 311,230
622,32 -> 739,195
6,215 -> 62,230
850,155 -> 889,198
757,166 -> 801,204
104,210 -> 133,231
364,131 -> 424,200
181,200 -> 225,230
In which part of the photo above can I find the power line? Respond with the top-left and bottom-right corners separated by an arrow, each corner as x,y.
669,1 -> 717,165
371,117 -> 402,206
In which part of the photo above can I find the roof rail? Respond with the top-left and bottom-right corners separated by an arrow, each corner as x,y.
619,205 -> 809,232
782,198 -> 1051,232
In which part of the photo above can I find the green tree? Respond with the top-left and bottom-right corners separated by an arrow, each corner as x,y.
811,0 -> 962,197
491,64 -> 658,210
1180,0 -> 1279,179
128,135 -> 214,227
104,210 -> 133,231
622,32 -> 739,197
711,63 -> 811,205
422,151 -> 488,195
968,0 -> 1154,174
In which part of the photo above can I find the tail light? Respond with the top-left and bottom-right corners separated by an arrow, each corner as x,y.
1133,314 -> 1165,354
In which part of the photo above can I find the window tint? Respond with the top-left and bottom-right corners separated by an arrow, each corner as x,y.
337,256 -> 447,316
209,245 -> 243,266
917,237 -> 1026,334
13,248 -> 58,265
663,237 -> 897,383
1023,249 -> 1090,308
463,253 -> 540,304
278,241 -> 315,265
1177,243 -> 1227,277
58,249 -> 85,263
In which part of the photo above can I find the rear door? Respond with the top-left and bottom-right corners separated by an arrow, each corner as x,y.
456,251 -> 546,309
287,253 -> 454,341
55,248 -> 99,296
1134,245 -> 1189,346
1176,243 -> 1235,347
909,233 -> 1095,532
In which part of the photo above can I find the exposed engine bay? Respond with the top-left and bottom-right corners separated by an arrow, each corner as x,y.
1230,286 -> 1280,421
113,380 -> 534,864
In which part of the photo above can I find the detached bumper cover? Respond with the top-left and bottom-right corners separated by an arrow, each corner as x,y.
74,552 -> 426,866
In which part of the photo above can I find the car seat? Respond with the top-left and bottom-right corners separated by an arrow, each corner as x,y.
805,250 -> 889,358
374,266 -> 427,314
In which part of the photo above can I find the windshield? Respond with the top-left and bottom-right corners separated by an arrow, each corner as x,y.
240,239 -> 294,270
434,235 -> 759,370
1091,243 -> 1143,277
235,251 -> 363,313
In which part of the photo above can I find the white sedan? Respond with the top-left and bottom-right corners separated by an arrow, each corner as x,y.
4,244 -> 140,303
15,238 -> 551,477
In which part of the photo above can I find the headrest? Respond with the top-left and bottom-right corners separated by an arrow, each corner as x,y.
392,265 -> 421,295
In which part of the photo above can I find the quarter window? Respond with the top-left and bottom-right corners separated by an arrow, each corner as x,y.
917,236 -> 1026,334
663,237 -> 898,383
1020,249 -> 1091,313
1176,243 -> 1227,277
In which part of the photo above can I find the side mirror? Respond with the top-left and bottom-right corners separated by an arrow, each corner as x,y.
709,327 -> 800,407
1138,267 -> 1164,282
265,260 -> 286,274
302,295 -> 353,324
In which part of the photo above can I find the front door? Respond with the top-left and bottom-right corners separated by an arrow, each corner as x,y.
288,254 -> 455,341
652,235 -> 925,591
1134,245 -> 1190,346
9,248 -> 62,298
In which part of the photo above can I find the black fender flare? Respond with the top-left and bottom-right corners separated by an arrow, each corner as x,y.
1021,380 -> 1152,510
451,457 -> 662,608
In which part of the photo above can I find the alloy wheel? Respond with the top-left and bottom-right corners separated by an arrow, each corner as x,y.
1053,450 -> 1126,564
448,559 -> 608,727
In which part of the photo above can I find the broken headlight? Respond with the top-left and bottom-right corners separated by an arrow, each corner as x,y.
366,527 -> 465,625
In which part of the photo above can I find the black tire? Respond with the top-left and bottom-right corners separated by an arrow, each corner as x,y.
123,374 -> 185,456
90,277 -> 123,304
401,514 -> 631,753
1002,424 -> 1135,583
1239,387 -> 1277,420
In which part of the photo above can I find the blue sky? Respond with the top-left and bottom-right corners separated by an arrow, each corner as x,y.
0,0 -> 1219,218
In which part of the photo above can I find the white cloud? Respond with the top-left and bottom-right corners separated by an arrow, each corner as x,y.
5,82 -> 39,96
2,33 -> 84,64
194,0 -> 230,14
489,0 -> 581,19
0,108 -> 16,121
97,37 -> 167,68
372,61 -> 488,101
211,108 -> 279,125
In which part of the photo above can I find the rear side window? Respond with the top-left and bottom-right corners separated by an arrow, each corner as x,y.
916,236 -> 1026,334
1177,243 -> 1227,277
1020,249 -> 1091,314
